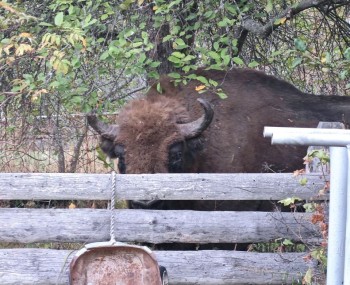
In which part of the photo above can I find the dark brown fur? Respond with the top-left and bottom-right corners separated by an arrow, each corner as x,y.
97,68 -> 350,210
154,69 -> 350,171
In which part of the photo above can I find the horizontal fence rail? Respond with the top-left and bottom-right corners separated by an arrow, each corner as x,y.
0,249 -> 315,285
0,172 -> 326,285
0,172 -> 328,200
0,208 -> 320,244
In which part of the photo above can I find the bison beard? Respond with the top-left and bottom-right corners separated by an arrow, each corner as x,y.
88,68 -> 350,248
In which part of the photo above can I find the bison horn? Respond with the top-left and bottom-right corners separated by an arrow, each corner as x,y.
177,98 -> 214,139
87,114 -> 119,140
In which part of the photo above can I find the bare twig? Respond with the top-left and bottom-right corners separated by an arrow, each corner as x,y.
241,0 -> 348,38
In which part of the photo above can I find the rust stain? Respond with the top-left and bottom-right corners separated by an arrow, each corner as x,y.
70,246 -> 162,285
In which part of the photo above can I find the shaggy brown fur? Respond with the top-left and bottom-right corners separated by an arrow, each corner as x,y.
116,96 -> 191,173
93,68 -> 350,210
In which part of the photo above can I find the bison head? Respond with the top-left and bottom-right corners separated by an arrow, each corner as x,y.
88,97 -> 213,177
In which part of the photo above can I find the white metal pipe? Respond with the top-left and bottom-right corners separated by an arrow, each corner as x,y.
344,145 -> 350,284
270,133 -> 350,146
326,147 -> 347,285
263,126 -> 350,138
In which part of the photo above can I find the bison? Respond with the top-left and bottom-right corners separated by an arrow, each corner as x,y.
88,68 -> 350,210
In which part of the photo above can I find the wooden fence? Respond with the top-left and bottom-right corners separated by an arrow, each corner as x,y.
0,172 -> 327,285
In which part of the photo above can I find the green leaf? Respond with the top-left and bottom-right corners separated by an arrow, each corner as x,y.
217,92 -> 228,99
299,177 -> 308,186
208,51 -> 221,61
182,55 -> 195,62
233,57 -> 244,65
204,11 -> 213,18
209,79 -> 218,87
168,55 -> 182,63
282,239 -> 294,246
175,38 -> 186,46
82,102 -> 92,113
294,38 -> 307,52
172,51 -> 185,59
149,61 -> 161,67
278,197 -> 302,206
303,202 -> 316,212
248,61 -> 259,68
101,14 -> 109,20
195,76 -> 209,85
213,42 -> 219,51
156,82 -> 162,93
271,50 -> 283,57
39,22 -> 54,27
132,42 -> 143,48
265,0 -> 273,12
218,20 -> 227,28
138,53 -> 146,63
222,55 -> 230,66
225,4 -> 237,15
70,95 -> 82,104
174,44 -> 188,50
148,71 -> 160,79
54,12 -> 64,26
100,51 -> 109,60
162,35 -> 173,42
344,47 -> 350,60
96,146 -> 112,168
168,72 -> 181,79
291,58 -> 302,68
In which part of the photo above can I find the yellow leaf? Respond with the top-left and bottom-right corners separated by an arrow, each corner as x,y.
153,5 -> 158,11
195,85 -> 206,91
138,0 -> 144,5
60,62 -> 69,74
4,44 -> 13,55
321,56 -> 326,63
6,56 -> 15,65
31,94 -> 39,102
19,33 -> 32,38
275,17 -> 287,25
50,34 -> 57,45
69,202 -> 76,209
15,44 -> 33,56
0,2 -> 19,14
32,89 -> 48,101
302,268 -> 313,284
52,58 -> 60,70
79,36 -> 87,50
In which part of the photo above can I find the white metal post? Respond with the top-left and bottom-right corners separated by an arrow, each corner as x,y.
344,145 -> 350,284
263,126 -> 349,284
327,147 -> 347,285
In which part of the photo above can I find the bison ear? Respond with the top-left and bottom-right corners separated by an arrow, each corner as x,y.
87,114 -> 119,141
177,98 -> 214,139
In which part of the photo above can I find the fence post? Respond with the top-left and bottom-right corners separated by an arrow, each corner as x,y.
326,147 -> 347,285
344,146 -> 350,284
264,124 -> 349,284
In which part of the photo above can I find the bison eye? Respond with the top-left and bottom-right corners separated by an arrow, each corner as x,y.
114,144 -> 126,174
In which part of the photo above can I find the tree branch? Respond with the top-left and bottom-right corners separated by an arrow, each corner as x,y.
241,0 -> 347,38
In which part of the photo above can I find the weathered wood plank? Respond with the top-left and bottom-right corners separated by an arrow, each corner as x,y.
0,249 -> 316,285
0,173 -> 328,200
0,208 -> 320,244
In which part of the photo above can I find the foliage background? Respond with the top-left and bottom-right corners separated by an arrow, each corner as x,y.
0,0 -> 349,173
